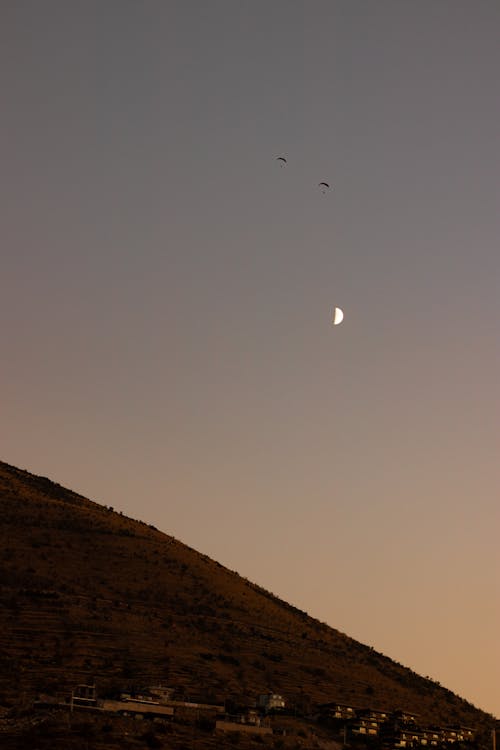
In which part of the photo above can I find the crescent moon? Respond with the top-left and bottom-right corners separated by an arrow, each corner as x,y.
333,307 -> 344,325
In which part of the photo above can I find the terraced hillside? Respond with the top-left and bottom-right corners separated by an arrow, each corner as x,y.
0,460 -> 492,736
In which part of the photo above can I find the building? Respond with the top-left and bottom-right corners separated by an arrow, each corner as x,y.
357,708 -> 390,723
258,694 -> 286,712
101,698 -> 174,718
351,717 -> 380,737
71,684 -> 97,708
441,727 -> 475,743
317,702 -> 357,720
421,728 -> 442,745
215,719 -> 272,735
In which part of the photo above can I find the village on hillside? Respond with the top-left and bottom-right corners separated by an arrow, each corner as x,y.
33,682 -> 479,747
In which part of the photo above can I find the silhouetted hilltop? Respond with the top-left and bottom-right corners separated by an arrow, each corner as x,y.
0,460 -> 492,737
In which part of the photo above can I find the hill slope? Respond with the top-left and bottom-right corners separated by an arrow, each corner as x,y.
0,460 -> 491,733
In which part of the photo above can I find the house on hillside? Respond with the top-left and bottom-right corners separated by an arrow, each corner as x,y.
351,716 -> 380,736
393,709 -> 420,725
258,693 -> 286,712
379,722 -> 425,748
420,728 -> 442,745
147,685 -> 175,703
71,684 -> 97,708
441,727 -> 475,743
244,709 -> 262,726
101,698 -> 174,718
317,701 -> 357,720
216,710 -> 272,735
396,728 -> 426,747
357,707 -> 390,723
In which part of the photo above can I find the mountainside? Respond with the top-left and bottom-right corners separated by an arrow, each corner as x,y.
0,460 -> 492,742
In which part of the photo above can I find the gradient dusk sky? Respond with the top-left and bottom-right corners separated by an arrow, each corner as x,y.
1,1 -> 499,716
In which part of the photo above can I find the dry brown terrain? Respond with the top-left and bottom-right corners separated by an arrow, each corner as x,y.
0,460 -> 493,748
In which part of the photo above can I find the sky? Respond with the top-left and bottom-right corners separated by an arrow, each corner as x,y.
1,0 -> 499,717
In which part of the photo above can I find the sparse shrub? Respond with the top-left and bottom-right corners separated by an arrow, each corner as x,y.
262,651 -> 282,663
141,728 -> 163,748
154,722 -> 172,734
73,720 -> 96,741
218,653 -> 240,666
196,716 -> 215,731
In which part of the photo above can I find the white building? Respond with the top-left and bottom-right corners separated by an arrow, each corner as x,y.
258,693 -> 285,712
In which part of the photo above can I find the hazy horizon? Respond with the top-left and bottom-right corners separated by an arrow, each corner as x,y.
1,1 -> 498,716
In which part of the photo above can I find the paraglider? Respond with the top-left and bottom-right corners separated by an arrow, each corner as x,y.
276,156 -> 287,166
318,181 -> 330,194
